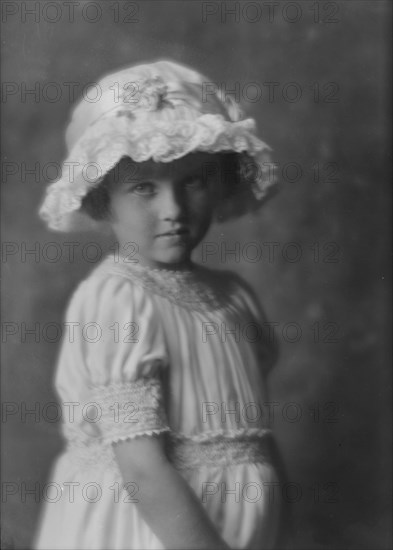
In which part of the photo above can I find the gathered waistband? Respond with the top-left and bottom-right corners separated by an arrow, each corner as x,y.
167,434 -> 273,470
65,430 -> 273,471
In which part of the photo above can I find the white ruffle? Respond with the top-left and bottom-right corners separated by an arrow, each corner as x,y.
39,113 -> 275,232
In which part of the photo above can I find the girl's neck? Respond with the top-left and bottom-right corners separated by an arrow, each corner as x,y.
117,253 -> 195,273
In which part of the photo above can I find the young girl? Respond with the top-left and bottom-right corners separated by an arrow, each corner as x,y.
35,60 -> 285,550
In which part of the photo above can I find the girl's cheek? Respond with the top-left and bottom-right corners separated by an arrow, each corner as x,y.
190,204 -> 213,233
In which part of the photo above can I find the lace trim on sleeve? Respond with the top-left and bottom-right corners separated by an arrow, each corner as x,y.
89,378 -> 170,444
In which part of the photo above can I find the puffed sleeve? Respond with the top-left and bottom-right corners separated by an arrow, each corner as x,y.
55,272 -> 170,444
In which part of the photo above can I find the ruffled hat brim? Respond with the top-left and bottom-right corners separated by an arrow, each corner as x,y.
39,61 -> 277,232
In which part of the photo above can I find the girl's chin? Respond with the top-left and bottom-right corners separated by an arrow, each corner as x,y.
137,247 -> 193,269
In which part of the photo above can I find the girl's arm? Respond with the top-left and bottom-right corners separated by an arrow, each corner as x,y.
114,436 -> 230,550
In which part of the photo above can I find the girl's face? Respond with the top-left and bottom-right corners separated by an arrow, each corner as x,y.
108,153 -> 221,269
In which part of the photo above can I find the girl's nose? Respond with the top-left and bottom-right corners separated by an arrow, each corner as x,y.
159,183 -> 185,221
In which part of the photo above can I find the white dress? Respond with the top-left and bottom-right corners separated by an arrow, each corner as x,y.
34,255 -> 282,550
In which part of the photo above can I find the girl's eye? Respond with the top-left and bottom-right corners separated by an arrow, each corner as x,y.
130,182 -> 156,195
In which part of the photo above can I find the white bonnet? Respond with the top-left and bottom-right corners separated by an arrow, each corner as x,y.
39,60 -> 275,231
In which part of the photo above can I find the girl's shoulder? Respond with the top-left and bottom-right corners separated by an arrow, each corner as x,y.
192,263 -> 269,316
194,263 -> 257,299
64,256 -> 150,319
198,264 -> 270,319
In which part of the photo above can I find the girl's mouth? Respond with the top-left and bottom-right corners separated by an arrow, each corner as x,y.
156,228 -> 189,238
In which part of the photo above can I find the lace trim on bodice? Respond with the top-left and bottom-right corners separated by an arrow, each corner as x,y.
98,257 -> 235,313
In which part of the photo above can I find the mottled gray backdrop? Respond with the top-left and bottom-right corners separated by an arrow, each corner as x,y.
1,1 -> 391,549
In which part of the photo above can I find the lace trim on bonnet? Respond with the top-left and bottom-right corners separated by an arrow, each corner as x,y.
39,61 -> 277,232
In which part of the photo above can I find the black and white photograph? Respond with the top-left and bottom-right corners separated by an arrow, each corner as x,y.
1,1 -> 391,549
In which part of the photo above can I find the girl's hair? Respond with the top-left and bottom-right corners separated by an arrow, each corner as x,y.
80,152 -> 265,222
